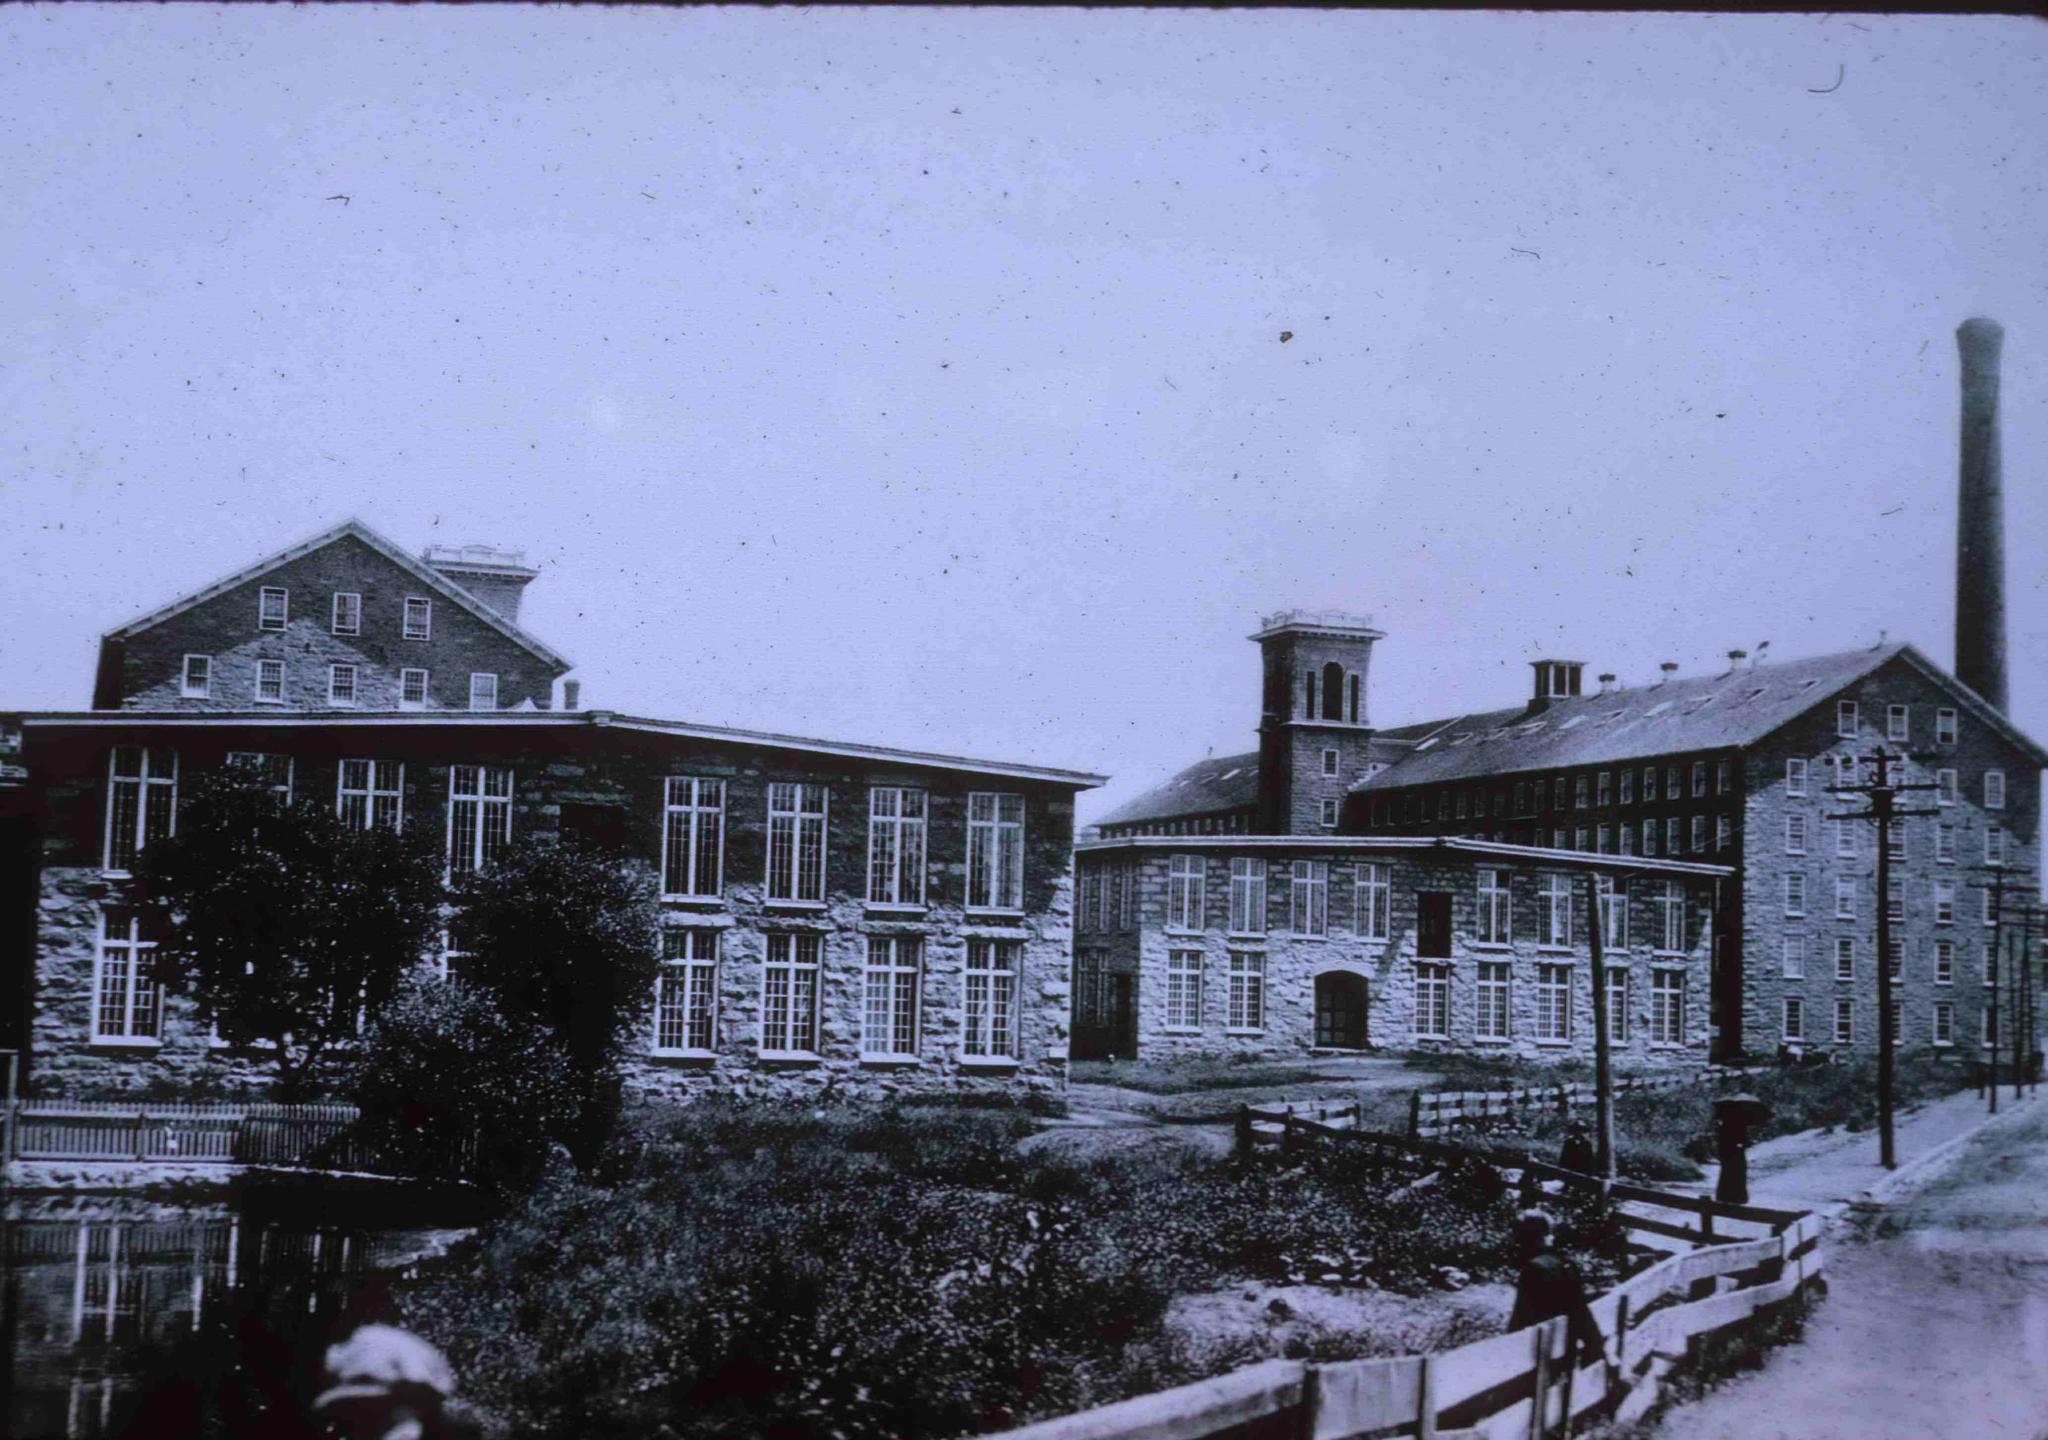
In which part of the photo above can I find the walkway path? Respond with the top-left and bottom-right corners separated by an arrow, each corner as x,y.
1652,1088 -> 2048,1440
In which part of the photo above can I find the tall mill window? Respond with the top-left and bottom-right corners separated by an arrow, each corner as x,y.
1166,854 -> 1205,931
654,930 -> 719,1054
337,759 -> 403,831
963,940 -> 1018,1059
104,746 -> 177,872
967,792 -> 1025,910
447,765 -> 513,877
1229,857 -> 1267,935
867,788 -> 927,906
767,783 -> 829,902
862,936 -> 923,1059
661,777 -> 725,898
94,907 -> 163,1043
1290,860 -> 1328,936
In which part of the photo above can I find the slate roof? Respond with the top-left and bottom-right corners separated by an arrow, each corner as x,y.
1353,641 -> 2048,790
1097,750 -> 1260,826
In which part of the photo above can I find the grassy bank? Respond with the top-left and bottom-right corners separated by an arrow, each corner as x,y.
396,1097 -> 1610,1440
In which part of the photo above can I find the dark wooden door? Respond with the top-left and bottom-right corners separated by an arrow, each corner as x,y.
1315,971 -> 1368,1049
1111,974 -> 1137,1059
1417,891 -> 1453,958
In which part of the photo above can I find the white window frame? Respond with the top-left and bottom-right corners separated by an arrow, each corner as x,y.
1691,760 -> 1707,798
1785,758 -> 1807,797
328,663 -> 358,708
865,787 -> 927,907
1836,700 -> 1859,739
1934,879 -> 1956,926
1290,860 -> 1328,936
1987,825 -> 2005,867
1936,768 -> 1957,807
861,935 -> 923,1059
331,591 -> 362,636
1321,747 -> 1339,778
180,654 -> 211,699
1782,872 -> 1806,919
1933,1000 -> 1955,1048
1478,867 -> 1512,945
1535,963 -> 1573,1042
92,908 -> 163,1045
1785,813 -> 1807,855
1319,797 -> 1339,828
1886,704 -> 1909,742
1165,948 -> 1204,1032
766,782 -> 829,904
1356,862 -> 1390,941
1985,770 -> 2006,810
1229,857 -> 1267,936
761,933 -> 822,1056
255,658 -> 286,704
967,792 -> 1025,912
446,764 -> 513,877
103,745 -> 177,873
1226,950 -> 1265,1032
402,596 -> 433,641
1414,962 -> 1451,1040
1598,875 -> 1629,950
400,668 -> 429,709
1650,969 -> 1685,1045
258,586 -> 288,632
1782,935 -> 1805,980
1606,967 -> 1630,1044
1658,880 -> 1688,952
336,758 -> 403,831
661,777 -> 726,899
1835,876 -> 1856,921
1834,937 -> 1855,982
1833,997 -> 1854,1045
1782,996 -> 1805,1042
467,673 -> 499,711
1539,872 -> 1573,948
1934,939 -> 1955,986
653,929 -> 719,1055
1936,708 -> 1958,745
225,750 -> 294,801
1476,960 -> 1511,1041
964,939 -> 1019,1059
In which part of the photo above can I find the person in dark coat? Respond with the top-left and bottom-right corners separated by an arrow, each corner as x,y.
1507,1210 -> 1604,1370
1558,1120 -> 1596,1175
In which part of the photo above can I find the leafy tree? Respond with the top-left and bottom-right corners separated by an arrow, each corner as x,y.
450,833 -> 662,1163
131,769 -> 445,1096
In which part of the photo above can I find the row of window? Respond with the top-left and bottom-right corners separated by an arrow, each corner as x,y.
1367,757 -> 1735,830
1785,755 -> 2005,809
1781,933 -> 2003,987
103,747 -> 1031,909
178,655 -> 495,711
1091,856 -> 1693,951
257,586 -> 435,641
1833,700 -> 1963,747
1782,994 -> 1984,1049
1781,812 -> 2008,865
91,909 -> 1024,1060
1782,872 -> 2007,925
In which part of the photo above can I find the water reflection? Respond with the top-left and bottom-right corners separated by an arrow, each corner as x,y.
4,1187 -> 473,1439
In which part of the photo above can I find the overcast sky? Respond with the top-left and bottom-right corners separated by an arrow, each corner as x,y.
3,7 -> 2043,819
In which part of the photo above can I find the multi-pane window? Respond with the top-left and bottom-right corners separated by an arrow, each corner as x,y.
1887,704 -> 1909,742
1166,854 -> 1205,931
1478,868 -> 1511,944
1834,819 -> 1858,859
1985,771 -> 2006,810
661,778 -> 725,898
1934,880 -> 1956,925
865,787 -> 926,906
1536,964 -> 1572,1041
1618,826 -> 1635,856
1887,884 -> 1905,925
226,749 -> 294,800
1597,875 -> 1628,949
256,659 -> 286,703
768,783 -> 830,902
1227,950 -> 1265,1031
104,746 -> 177,872
1641,819 -> 1657,857
1783,936 -> 1805,980
1935,940 -> 1955,986
1290,860 -> 1328,936
1620,769 -> 1635,805
1643,766 -> 1659,801
1834,998 -> 1854,1045
1228,857 -> 1266,934
1351,862 -> 1389,940
1786,814 -> 1807,854
1689,816 -> 1705,853
258,586 -> 288,631
468,673 -> 499,711
967,792 -> 1025,910
1835,876 -> 1857,920
1414,963 -> 1451,1039
447,765 -> 513,876
1165,949 -> 1203,1030
1606,967 -> 1630,1043
1783,872 -> 1806,918
1554,777 -> 1568,809
94,908 -> 162,1042
1987,825 -> 2006,867
1692,761 -> 1707,798
761,933 -> 821,1054
1598,824 -> 1612,853
332,592 -> 362,636
1597,771 -> 1612,806
1666,766 -> 1681,801
337,759 -> 403,830
963,939 -> 1019,1058
1476,961 -> 1511,1040
402,596 -> 432,641
329,664 -> 358,706
1936,769 -> 1957,806
654,930 -> 718,1053
1934,1001 -> 1955,1047
1716,758 -> 1732,794
862,936 -> 923,1057
1539,872 -> 1573,947
1322,748 -> 1339,777
1665,817 -> 1681,856
1575,775 -> 1590,809
1659,880 -> 1687,951
1320,798 -> 1340,828
1650,970 -> 1685,1044
1936,708 -> 1958,745
1837,700 -> 1859,738
1716,816 -> 1731,851
1785,758 -> 1807,797
1835,938 -> 1855,981
400,668 -> 429,708
1886,937 -> 1904,982
1783,996 -> 1805,1042
181,654 -> 211,698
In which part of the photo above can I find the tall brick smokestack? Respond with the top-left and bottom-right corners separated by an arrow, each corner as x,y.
1956,317 -> 2008,713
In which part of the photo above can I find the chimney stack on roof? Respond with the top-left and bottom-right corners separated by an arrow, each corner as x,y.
1955,317 -> 2009,713
1726,649 -> 1748,673
562,679 -> 582,711
1656,662 -> 1679,685
1597,672 -> 1616,695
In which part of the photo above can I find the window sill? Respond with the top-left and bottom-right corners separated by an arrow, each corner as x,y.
88,1037 -> 162,1053
968,908 -> 1026,920
662,894 -> 727,907
1472,1036 -> 1512,1046
1162,1026 -> 1202,1036
865,903 -> 929,917
1537,945 -> 1575,956
649,1049 -> 718,1066
959,1055 -> 1020,1070
1162,927 -> 1203,938
1470,942 -> 1512,952
1224,1027 -> 1266,1037
762,900 -> 828,913
758,1050 -> 824,1065
1534,1039 -> 1573,1048
1226,931 -> 1268,942
859,1054 -> 922,1068
1413,1033 -> 1451,1043
1286,933 -> 1329,943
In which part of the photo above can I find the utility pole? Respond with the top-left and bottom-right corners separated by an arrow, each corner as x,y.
1585,871 -> 1620,1181
1829,748 -> 1939,1169
1972,865 -> 2012,1115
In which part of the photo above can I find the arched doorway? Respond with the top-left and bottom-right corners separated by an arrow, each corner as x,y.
1315,971 -> 1369,1050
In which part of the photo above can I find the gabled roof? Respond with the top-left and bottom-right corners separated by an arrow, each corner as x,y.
101,518 -> 571,672
1352,641 -> 2048,791
1097,749 -> 1260,827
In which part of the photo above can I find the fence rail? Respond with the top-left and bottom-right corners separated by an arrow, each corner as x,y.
978,1112 -> 1825,1440
6,1098 -> 368,1169
1407,1067 -> 1765,1140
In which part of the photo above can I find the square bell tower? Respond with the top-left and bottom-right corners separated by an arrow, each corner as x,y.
1251,609 -> 1386,834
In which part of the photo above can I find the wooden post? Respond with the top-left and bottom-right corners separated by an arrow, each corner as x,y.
135,1106 -> 148,1162
1528,1319 -> 1555,1440
1417,1353 -> 1438,1440
1611,1293 -> 1631,1393
1699,1202 -> 1715,1245
1235,1105 -> 1252,1158
1408,1090 -> 1423,1138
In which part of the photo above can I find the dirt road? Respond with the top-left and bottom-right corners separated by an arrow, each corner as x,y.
1652,1096 -> 2048,1440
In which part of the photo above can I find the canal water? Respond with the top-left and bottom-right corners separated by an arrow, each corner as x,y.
3,1179 -> 480,1439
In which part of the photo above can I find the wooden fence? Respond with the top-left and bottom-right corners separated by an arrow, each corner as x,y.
977,1110 -> 1824,1440
1407,1068 -> 1764,1141
6,1098 -> 373,1170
